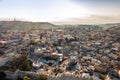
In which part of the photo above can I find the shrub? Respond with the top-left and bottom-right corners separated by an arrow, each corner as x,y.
12,54 -> 32,71
36,74 -> 47,80
23,76 -> 31,80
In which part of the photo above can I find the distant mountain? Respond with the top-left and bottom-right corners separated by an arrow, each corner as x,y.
58,23 -> 120,30
57,24 -> 103,31
0,21 -> 57,30
98,23 -> 120,29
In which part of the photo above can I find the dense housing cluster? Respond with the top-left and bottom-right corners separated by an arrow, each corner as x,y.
0,26 -> 120,80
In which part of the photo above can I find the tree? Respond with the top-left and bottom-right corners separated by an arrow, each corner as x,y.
23,76 -> 31,80
12,54 -> 32,71
36,74 -> 47,80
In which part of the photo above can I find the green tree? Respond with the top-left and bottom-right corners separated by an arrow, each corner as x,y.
36,74 -> 47,80
23,76 -> 31,80
12,54 -> 32,71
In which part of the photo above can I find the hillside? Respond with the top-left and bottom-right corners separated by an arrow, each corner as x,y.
0,21 -> 57,30
99,23 -> 120,29
58,23 -> 120,30
0,21 -> 120,31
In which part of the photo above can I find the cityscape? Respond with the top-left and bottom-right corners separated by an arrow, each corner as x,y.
0,0 -> 120,80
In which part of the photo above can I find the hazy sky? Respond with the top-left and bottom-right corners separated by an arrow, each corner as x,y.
0,0 -> 120,24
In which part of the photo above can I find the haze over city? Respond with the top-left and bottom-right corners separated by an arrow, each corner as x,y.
0,0 -> 120,24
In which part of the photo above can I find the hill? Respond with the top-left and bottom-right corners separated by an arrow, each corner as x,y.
0,21 -> 57,30
58,23 -> 120,30
0,21 -> 120,30
98,23 -> 120,29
